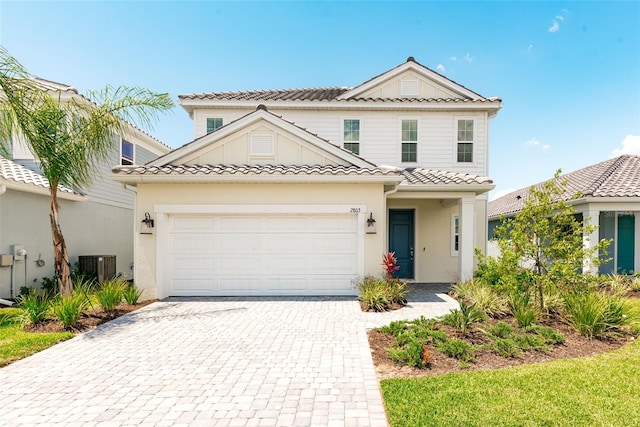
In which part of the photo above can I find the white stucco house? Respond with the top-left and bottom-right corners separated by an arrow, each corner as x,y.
488,155 -> 640,275
0,79 -> 170,298
112,57 -> 502,298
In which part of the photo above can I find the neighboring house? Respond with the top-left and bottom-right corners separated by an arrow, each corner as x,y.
488,155 -> 640,275
0,79 -> 170,298
112,57 -> 502,298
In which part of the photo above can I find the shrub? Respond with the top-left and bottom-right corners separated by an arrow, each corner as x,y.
16,291 -> 51,326
453,279 -> 508,317
631,274 -> 640,292
442,301 -> 486,336
357,276 -> 389,312
508,292 -> 537,328
492,338 -> 521,358
486,321 -> 514,339
563,291 -> 629,338
436,338 -> 475,362
95,279 -> 125,312
51,293 -> 89,328
387,336 -> 425,368
525,325 -> 565,345
123,283 -> 143,305
386,278 -> 409,305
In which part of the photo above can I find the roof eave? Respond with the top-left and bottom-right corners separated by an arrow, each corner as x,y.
398,183 -> 495,194
0,181 -> 87,201
109,173 -> 404,185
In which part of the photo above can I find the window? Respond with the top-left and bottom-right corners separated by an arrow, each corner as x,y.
457,119 -> 474,163
452,215 -> 460,256
206,117 -> 223,134
401,119 -> 418,163
343,119 -> 360,155
121,140 -> 134,165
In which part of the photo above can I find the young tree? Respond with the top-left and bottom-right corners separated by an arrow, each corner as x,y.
0,46 -> 174,295
483,171 -> 609,311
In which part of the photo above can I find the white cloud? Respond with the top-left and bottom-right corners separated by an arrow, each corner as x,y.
528,44 -> 533,52
491,188 -> 516,201
436,64 -> 446,72
464,52 -> 474,62
449,56 -> 457,62
612,134 -> 640,156
555,15 -> 565,21
542,144 -> 551,150
548,21 -> 560,32
524,138 -> 541,146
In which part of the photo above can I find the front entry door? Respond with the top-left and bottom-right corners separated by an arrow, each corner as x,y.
389,209 -> 414,279
617,215 -> 635,274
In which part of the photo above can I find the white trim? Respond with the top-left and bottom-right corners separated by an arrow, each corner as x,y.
341,117 -> 362,156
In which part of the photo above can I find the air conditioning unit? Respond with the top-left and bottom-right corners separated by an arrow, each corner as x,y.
78,255 -> 116,283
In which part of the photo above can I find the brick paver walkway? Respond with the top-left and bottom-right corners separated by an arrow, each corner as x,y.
0,284 -> 456,426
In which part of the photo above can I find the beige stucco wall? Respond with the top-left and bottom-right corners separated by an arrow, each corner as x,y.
134,182 -> 386,299
387,197 -> 488,283
0,190 -> 134,298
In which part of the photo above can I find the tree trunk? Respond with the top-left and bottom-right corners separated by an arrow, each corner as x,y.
50,188 -> 73,295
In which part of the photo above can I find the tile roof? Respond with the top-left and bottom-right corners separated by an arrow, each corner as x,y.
112,163 -> 401,178
179,87 -> 499,104
0,157 -> 81,195
488,155 -> 640,218
401,168 -> 494,186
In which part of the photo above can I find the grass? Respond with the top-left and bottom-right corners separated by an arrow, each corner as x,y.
381,297 -> 640,427
0,308 -> 73,367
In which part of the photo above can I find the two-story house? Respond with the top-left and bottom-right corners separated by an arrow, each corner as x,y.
0,78 -> 170,299
112,57 -> 502,298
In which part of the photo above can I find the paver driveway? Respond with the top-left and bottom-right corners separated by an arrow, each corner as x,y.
0,285 -> 457,426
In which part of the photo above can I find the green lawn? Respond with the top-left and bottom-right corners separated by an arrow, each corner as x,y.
381,298 -> 640,427
0,308 -> 74,367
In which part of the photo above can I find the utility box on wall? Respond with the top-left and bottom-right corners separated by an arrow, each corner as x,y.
0,255 -> 14,267
78,255 -> 116,283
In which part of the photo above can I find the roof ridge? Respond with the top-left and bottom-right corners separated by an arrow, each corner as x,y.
179,86 -> 351,98
582,155 -> 629,196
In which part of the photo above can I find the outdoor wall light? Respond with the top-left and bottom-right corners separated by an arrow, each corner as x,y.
140,212 -> 155,235
366,212 -> 377,234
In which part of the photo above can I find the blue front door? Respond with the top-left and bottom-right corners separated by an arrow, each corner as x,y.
389,209 -> 414,279
617,215 -> 635,274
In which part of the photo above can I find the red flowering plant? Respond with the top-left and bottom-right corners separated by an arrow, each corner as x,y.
382,251 -> 400,278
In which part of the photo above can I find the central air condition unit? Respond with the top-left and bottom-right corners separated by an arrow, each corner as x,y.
78,255 -> 116,283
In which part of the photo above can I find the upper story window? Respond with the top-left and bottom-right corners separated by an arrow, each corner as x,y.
206,117 -> 224,134
401,119 -> 418,163
121,140 -> 134,165
343,119 -> 360,155
457,119 -> 474,163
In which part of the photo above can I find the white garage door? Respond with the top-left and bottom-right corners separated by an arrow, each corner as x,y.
163,212 -> 360,296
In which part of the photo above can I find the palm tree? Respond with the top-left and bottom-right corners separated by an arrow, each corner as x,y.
0,46 -> 174,295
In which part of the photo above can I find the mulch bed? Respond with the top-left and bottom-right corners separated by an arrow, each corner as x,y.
368,296 -> 639,380
22,300 -> 156,334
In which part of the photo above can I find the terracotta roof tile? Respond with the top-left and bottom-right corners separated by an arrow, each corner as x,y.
489,155 -> 640,218
0,157 -> 81,195
113,163 -> 401,177
402,168 -> 493,185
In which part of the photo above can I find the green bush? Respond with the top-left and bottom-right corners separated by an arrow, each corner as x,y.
442,301 -> 486,336
486,321 -> 514,339
508,292 -> 537,328
123,283 -> 143,305
563,291 -> 629,338
387,336 -> 425,368
51,293 -> 89,328
16,291 -> 51,326
436,338 -> 475,362
526,325 -> 565,345
356,275 -> 408,312
95,279 -> 125,312
492,338 -> 521,358
453,279 -> 508,318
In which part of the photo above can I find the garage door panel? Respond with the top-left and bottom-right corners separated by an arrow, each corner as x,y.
164,212 -> 360,296
172,216 -> 215,230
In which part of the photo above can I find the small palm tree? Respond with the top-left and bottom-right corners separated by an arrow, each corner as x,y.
0,46 -> 174,295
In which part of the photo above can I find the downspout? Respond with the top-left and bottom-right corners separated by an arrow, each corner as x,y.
122,184 -> 137,281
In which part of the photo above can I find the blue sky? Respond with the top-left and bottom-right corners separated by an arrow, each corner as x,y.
1,1 -> 639,198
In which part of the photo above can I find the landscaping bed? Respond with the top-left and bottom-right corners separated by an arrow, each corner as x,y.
368,313 -> 636,380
